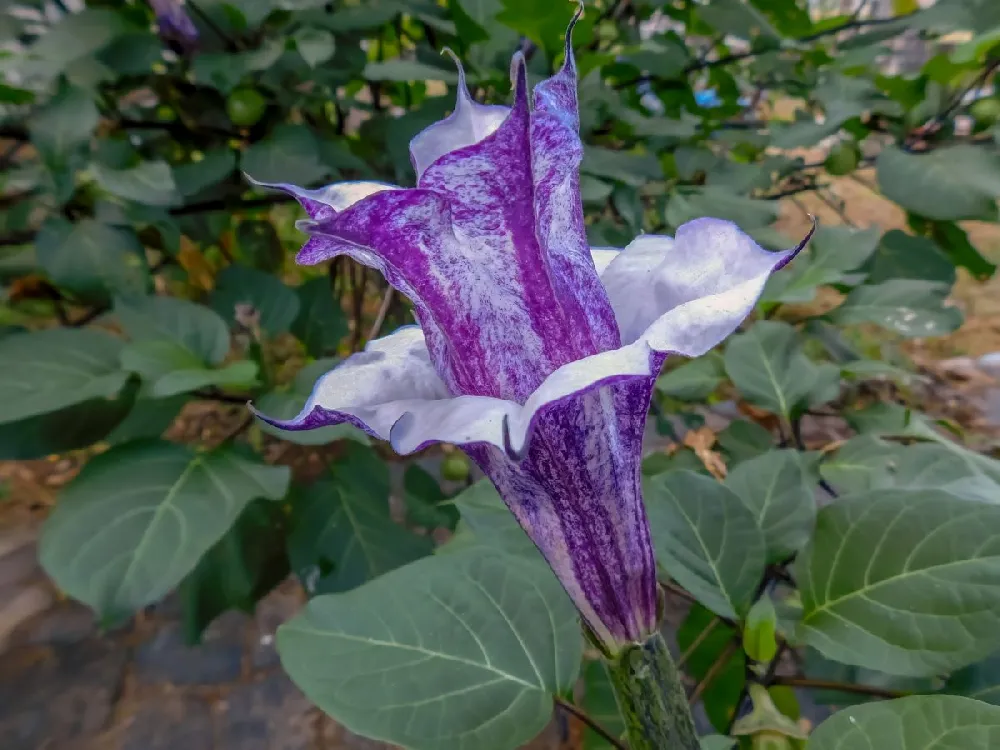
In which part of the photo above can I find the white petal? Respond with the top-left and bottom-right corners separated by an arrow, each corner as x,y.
245,173 -> 400,213
599,218 -> 810,354
251,326 -> 449,441
590,246 -> 622,276
409,60 -> 510,181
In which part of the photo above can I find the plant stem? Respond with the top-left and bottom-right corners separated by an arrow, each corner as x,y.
771,676 -> 907,699
553,696 -> 627,750
605,630 -> 700,750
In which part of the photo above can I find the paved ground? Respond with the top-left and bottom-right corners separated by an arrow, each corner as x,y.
0,580 -> 568,750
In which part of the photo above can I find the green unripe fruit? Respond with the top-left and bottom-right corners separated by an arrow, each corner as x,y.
226,88 -> 268,127
970,97 -> 1000,127
441,453 -> 471,482
824,141 -> 860,176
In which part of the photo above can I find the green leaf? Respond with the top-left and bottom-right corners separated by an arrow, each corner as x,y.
946,653 -> 1000,705
808,695 -> 1000,749
254,359 -> 370,446
581,146 -> 663,187
291,278 -> 348,357
404,464 -> 460,530
39,440 -> 290,624
645,470 -> 766,619
0,382 -> 139,461
876,145 -> 1000,221
120,340 -> 258,397
173,149 -> 237,197
210,265 -> 301,336
242,125 -> 329,186
29,85 -> 99,156
725,450 -> 817,564
866,229 -> 956,286
697,0 -> 781,41
36,219 -> 151,304
276,548 -> 583,750
819,435 -> 899,494
762,225 -> 881,304
448,479 -> 540,562
743,595 -> 778,662
0,328 -> 130,424
831,280 -> 963,338
92,160 -> 181,207
717,420 -> 774,466
496,0 -> 575,54
666,188 -> 780,230
293,28 -> 335,67
115,295 -> 232,366
24,8 -> 126,74
287,444 -> 433,596
796,488 -> 1000,676
656,353 -> 726,401
581,660 -> 625,750
929,221 -> 996,280
236,219 -> 283,273
362,59 -> 460,83
723,321 -> 824,421
97,31 -> 163,75
179,498 -> 289,643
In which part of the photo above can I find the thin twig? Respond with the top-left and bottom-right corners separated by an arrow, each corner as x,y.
678,617 -> 719,669
688,639 -> 739,705
553,696 -> 627,750
367,286 -> 394,342
171,194 -> 297,216
194,389 -> 251,405
772,676 -> 906,699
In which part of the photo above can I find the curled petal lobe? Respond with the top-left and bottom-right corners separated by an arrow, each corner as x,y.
409,53 -> 510,181
245,175 -> 400,222
601,217 -> 814,353
249,326 -> 449,440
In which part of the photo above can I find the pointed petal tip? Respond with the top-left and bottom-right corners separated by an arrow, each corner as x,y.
776,214 -> 818,270
562,0 -> 584,70
440,46 -> 471,97
509,50 -> 529,105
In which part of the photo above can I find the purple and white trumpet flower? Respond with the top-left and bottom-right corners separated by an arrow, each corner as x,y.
249,10 -> 811,654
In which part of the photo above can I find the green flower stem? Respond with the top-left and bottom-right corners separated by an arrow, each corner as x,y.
606,629 -> 700,750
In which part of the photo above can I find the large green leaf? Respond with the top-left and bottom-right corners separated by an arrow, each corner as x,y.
655,353 -> 726,401
28,84 -> 99,156
946,653 -> 1000,705
254,358 -> 370,446
446,479 -> 540,562
724,450 -> 817,564
644,470 -> 766,619
277,548 -> 583,750
209,265 -> 301,336
173,149 -> 237,197
179,498 -> 289,644
724,321 -> 835,421
819,435 -> 899,494
866,230 -> 956,286
876,145 -> 1000,221
831,280 -> 963,338
677,603 -> 746,732
581,145 -> 663,186
92,160 -> 181,207
24,8 -> 126,74
291,277 -> 348,357
287,444 -> 433,596
0,328 -> 130,424
39,440 -> 290,624
808,695 -> 1000,748
666,188 -> 780,230
114,295 -> 232,366
242,125 -> 329,186
796,488 -> 1000,676
36,218 -> 151,304
120,340 -> 258,397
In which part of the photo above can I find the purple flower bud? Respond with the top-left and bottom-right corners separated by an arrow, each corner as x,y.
149,0 -> 198,47
248,7 -> 811,652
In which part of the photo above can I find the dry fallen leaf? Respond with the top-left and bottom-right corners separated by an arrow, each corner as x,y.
683,426 -> 727,480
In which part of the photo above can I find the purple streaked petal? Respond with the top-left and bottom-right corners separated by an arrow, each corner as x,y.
298,57 -> 608,401
409,55 -> 510,181
150,0 -> 198,45
249,325 -> 449,440
467,374 -> 661,651
601,217 -> 815,352
245,174 -> 400,221
529,5 -> 621,354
